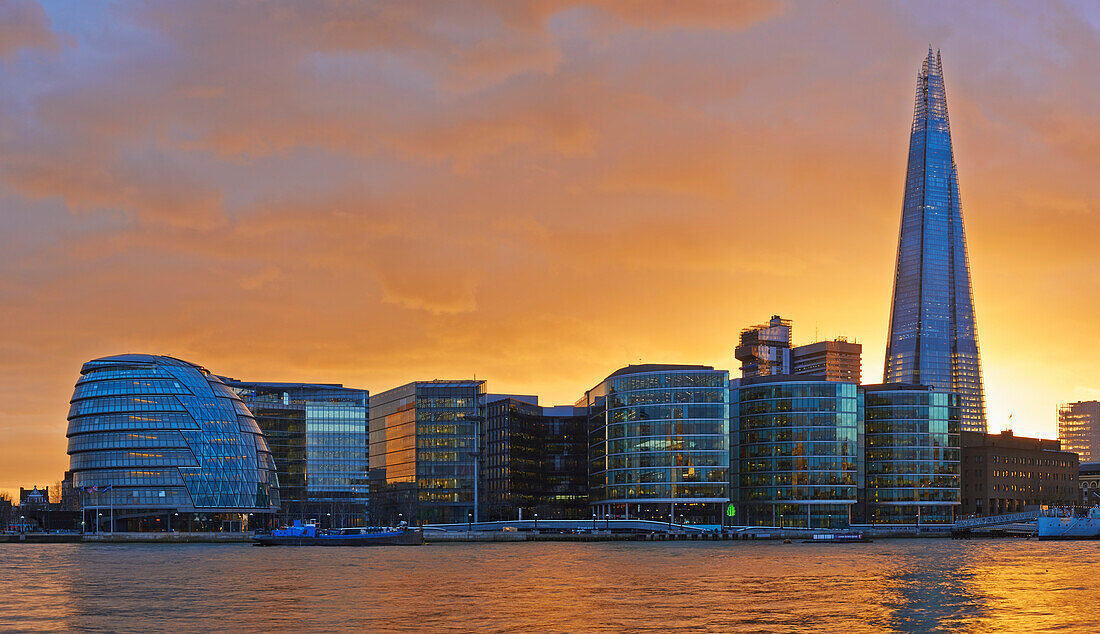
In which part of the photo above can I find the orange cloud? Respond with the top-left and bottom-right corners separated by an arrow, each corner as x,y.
0,0 -> 1097,492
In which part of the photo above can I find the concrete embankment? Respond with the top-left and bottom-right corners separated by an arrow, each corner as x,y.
425,532 -> 644,543
0,532 -> 253,544
82,532 -> 253,543
425,528 -> 952,542
0,534 -> 83,544
2,529 -> 954,545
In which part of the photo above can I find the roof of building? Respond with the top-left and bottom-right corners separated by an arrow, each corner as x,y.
736,373 -> 845,387
218,378 -> 365,393
82,354 -> 207,374
861,382 -> 942,392
606,364 -> 716,379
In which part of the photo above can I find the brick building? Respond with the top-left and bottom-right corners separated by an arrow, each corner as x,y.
961,430 -> 1078,517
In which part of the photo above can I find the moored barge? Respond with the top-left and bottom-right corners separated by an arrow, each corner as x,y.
254,523 -> 424,546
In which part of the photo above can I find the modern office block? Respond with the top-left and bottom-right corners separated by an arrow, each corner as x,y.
369,380 -> 486,525
484,397 -> 543,519
960,430 -> 1078,517
483,398 -> 587,520
223,380 -> 369,527
66,354 -> 279,532
583,365 -> 729,524
735,315 -> 792,378
733,377 -> 860,529
541,405 -> 590,519
1058,401 -> 1100,463
884,50 -> 987,432
791,339 -> 862,383
861,384 -> 960,525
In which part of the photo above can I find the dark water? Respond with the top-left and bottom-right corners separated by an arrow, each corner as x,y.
1,540 -> 1097,632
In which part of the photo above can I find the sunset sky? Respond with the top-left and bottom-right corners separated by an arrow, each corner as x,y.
1,0 -> 1097,495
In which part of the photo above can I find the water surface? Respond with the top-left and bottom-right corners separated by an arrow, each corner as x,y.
1,539 -> 1096,632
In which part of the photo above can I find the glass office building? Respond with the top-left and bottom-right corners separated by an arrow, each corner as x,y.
223,380 -> 369,527
734,377 -> 860,529
584,365 -> 729,524
862,384 -> 961,525
483,398 -> 588,520
369,380 -> 485,525
66,355 -> 279,532
884,49 -> 987,432
540,405 -> 589,519
484,397 -> 543,519
1058,401 -> 1100,463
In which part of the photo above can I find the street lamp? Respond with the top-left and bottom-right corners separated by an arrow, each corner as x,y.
398,513 -> 404,528
592,512 -> 597,531
19,516 -> 24,534
679,514 -> 684,529
465,415 -> 486,525
468,512 -> 473,533
533,513 -> 538,533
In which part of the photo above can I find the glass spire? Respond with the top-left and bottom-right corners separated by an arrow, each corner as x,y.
884,49 -> 987,433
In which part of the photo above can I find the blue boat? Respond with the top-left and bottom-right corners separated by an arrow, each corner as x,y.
254,522 -> 424,546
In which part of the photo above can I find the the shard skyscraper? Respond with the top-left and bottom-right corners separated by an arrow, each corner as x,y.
884,49 -> 987,432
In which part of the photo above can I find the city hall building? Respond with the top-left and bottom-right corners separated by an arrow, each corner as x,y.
66,355 -> 279,532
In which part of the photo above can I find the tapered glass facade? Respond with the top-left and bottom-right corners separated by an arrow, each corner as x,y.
884,49 -> 986,432
584,365 -> 729,524
862,384 -> 960,524
66,355 -> 279,531
734,378 -> 859,529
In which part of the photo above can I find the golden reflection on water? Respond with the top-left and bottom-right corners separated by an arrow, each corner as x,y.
0,540 -> 1098,632
958,541 -> 1099,632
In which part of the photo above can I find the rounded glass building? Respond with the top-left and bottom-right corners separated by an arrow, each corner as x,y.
66,354 -> 279,532
862,384 -> 960,525
734,377 -> 859,529
584,365 -> 729,524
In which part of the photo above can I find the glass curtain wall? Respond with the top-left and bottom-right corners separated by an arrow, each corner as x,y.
734,379 -> 859,529
585,365 -> 729,525
884,49 -> 986,432
226,381 -> 369,528
861,385 -> 961,525
66,354 -> 279,532
369,380 -> 486,525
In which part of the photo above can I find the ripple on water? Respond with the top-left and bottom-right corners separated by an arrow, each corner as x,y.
0,540 -> 1098,632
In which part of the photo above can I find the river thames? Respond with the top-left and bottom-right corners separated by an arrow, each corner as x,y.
1,539 -> 1097,632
